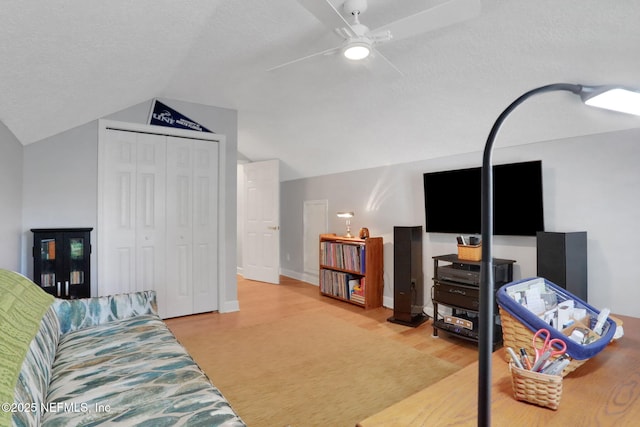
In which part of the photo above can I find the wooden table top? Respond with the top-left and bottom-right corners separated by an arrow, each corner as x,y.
357,314 -> 639,427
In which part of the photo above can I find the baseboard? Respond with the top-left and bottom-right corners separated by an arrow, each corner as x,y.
219,300 -> 240,313
280,268 -> 318,286
383,295 -> 393,309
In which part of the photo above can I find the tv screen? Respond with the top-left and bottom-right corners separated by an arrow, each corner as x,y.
423,160 -> 544,236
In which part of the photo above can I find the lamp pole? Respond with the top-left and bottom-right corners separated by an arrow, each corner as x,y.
478,83 -> 583,426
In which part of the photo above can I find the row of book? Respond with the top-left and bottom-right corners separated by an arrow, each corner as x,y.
40,272 -> 85,287
320,241 -> 365,273
320,269 -> 366,304
40,273 -> 56,287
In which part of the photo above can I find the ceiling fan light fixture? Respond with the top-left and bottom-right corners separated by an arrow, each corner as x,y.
343,41 -> 371,60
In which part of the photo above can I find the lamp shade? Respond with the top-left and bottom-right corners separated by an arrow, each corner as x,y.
582,87 -> 640,116
336,211 -> 354,218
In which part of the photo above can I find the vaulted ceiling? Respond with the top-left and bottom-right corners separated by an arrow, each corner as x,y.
2,0 -> 639,180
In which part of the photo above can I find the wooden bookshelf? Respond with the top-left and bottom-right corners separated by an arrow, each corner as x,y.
319,233 -> 383,310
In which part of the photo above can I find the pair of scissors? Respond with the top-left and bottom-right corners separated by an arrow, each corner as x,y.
531,328 -> 567,372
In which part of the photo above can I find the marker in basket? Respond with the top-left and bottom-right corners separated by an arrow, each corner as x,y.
541,355 -> 570,376
520,348 -> 532,370
507,347 -> 524,369
593,308 -> 611,336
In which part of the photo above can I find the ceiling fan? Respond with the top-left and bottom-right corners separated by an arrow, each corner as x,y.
267,0 -> 481,74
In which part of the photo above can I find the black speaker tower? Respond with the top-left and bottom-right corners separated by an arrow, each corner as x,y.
536,231 -> 588,301
388,226 -> 428,327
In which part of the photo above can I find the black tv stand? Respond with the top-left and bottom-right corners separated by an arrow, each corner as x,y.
431,254 -> 515,350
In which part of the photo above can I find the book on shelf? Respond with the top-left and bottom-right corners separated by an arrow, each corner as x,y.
350,294 -> 365,304
70,240 -> 84,259
348,277 -> 359,295
40,273 -> 56,287
320,269 -> 364,300
41,239 -> 56,260
349,277 -> 366,304
320,241 -> 364,273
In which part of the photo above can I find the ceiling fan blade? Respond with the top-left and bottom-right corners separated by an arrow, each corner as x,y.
371,48 -> 404,77
266,45 -> 341,72
371,0 -> 481,43
297,0 -> 355,36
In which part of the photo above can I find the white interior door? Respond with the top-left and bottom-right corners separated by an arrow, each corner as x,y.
243,159 -> 280,284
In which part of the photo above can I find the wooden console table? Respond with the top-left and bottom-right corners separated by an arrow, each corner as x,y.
358,314 -> 639,427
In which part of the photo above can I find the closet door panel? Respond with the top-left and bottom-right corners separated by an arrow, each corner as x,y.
192,140 -> 219,313
99,131 -> 167,313
165,138 -> 194,318
135,134 -> 167,317
99,130 -> 137,295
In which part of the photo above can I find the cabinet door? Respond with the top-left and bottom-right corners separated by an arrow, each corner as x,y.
33,233 -> 62,297
65,231 -> 91,299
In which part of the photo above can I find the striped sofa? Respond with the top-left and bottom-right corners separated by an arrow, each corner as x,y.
1,269 -> 244,427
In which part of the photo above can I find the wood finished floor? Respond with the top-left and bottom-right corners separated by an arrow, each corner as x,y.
165,275 -> 479,369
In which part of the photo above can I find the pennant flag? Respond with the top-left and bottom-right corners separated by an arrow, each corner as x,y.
148,100 -> 213,133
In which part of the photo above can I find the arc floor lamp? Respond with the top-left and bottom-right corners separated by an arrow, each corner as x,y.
478,83 -> 640,426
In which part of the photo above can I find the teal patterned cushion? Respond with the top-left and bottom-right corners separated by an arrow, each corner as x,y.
12,306 -> 60,427
42,315 -> 245,426
53,291 -> 158,335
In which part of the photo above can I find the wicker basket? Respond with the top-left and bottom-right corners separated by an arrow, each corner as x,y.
509,363 -> 563,410
457,244 -> 481,261
500,308 -> 587,376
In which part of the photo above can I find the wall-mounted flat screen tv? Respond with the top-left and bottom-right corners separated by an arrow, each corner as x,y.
423,160 -> 544,236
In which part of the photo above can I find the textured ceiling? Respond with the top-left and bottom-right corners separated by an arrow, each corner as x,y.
1,0 -> 639,180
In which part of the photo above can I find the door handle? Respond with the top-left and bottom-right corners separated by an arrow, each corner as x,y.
267,226 -> 280,230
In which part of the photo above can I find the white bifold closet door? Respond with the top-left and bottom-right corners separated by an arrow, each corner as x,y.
99,127 -> 218,318
165,136 -> 219,318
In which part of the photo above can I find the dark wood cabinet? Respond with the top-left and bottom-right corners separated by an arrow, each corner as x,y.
32,228 -> 92,299
431,254 -> 515,349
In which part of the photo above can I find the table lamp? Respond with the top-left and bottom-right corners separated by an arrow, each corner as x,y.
336,211 -> 355,237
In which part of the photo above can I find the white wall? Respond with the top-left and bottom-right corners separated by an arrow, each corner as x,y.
22,123 -> 98,279
281,128 -> 640,317
22,99 -> 240,310
0,122 -> 23,271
